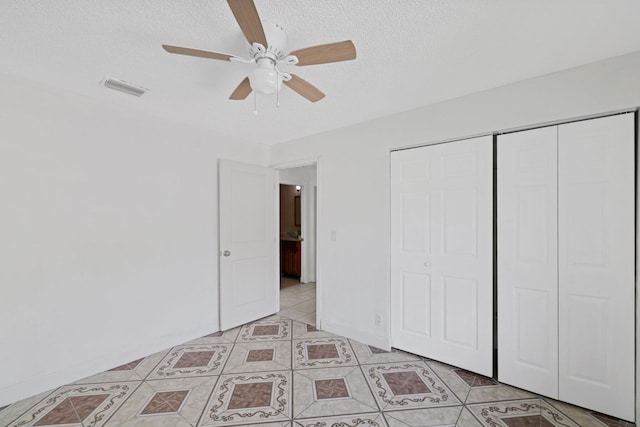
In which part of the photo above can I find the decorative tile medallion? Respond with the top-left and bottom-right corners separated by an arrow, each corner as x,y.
227,382 -> 273,409
364,362 -> 460,410
224,341 -> 292,374
109,358 -> 144,371
382,371 -> 431,395
293,366 -> 379,419
253,325 -> 281,336
34,395 -> 109,425
467,399 -> 580,427
9,383 -> 136,427
503,414 -> 555,426
199,372 -> 290,426
148,344 -> 231,379
140,390 -> 189,415
294,337 -> 356,368
314,378 -> 350,400
237,319 -> 291,342
246,349 -> 275,362
307,343 -> 340,359
173,350 -> 215,368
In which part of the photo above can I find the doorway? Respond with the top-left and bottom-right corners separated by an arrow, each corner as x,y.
277,164 -> 318,326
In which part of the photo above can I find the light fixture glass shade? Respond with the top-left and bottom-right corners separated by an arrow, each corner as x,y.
249,66 -> 281,95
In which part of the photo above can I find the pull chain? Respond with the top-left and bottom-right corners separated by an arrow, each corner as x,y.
275,70 -> 281,108
253,91 -> 258,115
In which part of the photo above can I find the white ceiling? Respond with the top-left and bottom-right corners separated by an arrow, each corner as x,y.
2,1 -> 640,145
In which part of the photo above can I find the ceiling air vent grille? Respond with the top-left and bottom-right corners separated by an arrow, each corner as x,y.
101,77 -> 147,97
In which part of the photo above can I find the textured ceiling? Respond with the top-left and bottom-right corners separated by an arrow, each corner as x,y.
2,1 -> 640,145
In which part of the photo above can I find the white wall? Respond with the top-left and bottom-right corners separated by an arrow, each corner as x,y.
269,51 -> 640,351
0,74 -> 268,406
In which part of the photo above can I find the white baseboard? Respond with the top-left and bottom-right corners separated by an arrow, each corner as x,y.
320,319 -> 390,351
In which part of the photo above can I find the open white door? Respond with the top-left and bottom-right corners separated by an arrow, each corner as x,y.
390,136 -> 493,376
219,159 -> 278,330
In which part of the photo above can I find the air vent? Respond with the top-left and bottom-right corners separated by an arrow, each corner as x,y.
101,77 -> 148,97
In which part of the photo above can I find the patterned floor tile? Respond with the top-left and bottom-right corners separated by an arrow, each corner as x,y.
543,398 -> 634,427
74,349 -> 169,384
363,361 -> 461,411
0,389 -> 54,426
295,413 -> 388,427
224,341 -> 292,373
464,382 -> 536,405
185,327 -> 241,345
104,376 -> 216,426
224,341 -> 291,374
293,337 -> 357,369
146,344 -> 231,380
7,382 -> 138,427
237,319 -> 292,343
198,371 -> 291,426
466,399 -> 580,427
425,360 -> 473,403
292,321 -> 338,340
382,406 -> 463,427
293,366 -> 379,419
350,340 -> 422,366
456,408 -> 484,426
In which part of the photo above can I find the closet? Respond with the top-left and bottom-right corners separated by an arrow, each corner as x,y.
390,135 -> 494,377
497,114 -> 635,421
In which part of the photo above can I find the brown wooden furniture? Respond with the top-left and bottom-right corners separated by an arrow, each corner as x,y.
281,240 -> 301,277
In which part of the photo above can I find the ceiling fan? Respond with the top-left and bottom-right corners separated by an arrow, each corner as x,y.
162,0 -> 356,104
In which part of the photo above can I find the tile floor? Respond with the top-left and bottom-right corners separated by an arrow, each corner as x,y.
278,279 -> 316,326
0,315 -> 635,426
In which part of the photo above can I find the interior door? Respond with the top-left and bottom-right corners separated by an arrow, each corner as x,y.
219,159 -> 278,330
390,136 -> 493,376
497,126 -> 559,398
558,114 -> 635,421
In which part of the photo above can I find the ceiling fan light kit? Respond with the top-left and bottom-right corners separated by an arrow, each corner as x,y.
161,0 -> 356,108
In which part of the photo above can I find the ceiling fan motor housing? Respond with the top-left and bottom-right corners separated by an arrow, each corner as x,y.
248,22 -> 288,59
247,22 -> 288,94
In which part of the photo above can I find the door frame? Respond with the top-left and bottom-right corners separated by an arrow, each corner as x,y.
272,157 -> 322,329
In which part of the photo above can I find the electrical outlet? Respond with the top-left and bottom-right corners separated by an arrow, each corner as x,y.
374,312 -> 383,326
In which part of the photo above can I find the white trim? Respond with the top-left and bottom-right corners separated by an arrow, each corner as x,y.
273,157 -> 322,329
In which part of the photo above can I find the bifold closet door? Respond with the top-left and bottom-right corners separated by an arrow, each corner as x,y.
390,136 -> 493,376
497,127 -> 559,398
498,113 -> 635,422
558,114 -> 635,421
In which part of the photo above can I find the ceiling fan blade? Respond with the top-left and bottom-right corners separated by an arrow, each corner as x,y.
229,77 -> 252,100
290,40 -> 356,66
227,0 -> 268,47
284,75 -> 325,102
162,45 -> 233,61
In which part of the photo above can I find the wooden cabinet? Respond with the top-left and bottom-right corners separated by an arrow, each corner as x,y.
281,240 -> 301,277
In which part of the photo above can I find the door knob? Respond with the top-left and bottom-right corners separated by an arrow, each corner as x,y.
424,260 -> 431,267
223,250 -> 231,257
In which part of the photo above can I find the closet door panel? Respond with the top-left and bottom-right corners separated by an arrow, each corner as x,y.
497,127 -> 559,398
391,136 -> 493,376
558,113 -> 635,422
